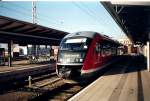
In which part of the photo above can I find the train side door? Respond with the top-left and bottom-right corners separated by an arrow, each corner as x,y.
94,42 -> 102,67
101,43 -> 105,65
101,42 -> 110,64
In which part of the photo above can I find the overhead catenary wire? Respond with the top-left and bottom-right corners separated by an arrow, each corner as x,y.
72,2 -> 103,26
8,2 -> 63,25
0,5 -> 68,33
0,2 -> 115,28
0,4 -> 61,26
79,2 -> 112,27
0,5 -> 32,19
1,2 -> 107,29
0,2 -> 71,29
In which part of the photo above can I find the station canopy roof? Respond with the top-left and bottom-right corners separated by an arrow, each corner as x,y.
101,1 -> 150,45
0,15 -> 69,45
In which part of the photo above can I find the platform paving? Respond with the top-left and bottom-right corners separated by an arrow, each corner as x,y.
69,56 -> 148,101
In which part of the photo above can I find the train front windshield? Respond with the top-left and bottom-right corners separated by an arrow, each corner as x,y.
58,37 -> 91,63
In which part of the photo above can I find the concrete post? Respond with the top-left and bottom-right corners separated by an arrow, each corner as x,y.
36,45 -> 38,56
32,45 -> 36,56
147,41 -> 150,71
8,40 -> 13,67
45,45 -> 47,61
27,45 -> 29,56
28,76 -> 32,87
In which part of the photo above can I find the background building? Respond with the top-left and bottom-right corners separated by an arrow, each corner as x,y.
118,37 -> 135,54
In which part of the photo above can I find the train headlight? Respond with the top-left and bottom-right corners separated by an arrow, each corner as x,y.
66,58 -> 70,62
84,45 -> 87,49
80,59 -> 83,62
75,58 -> 83,62
60,58 -> 63,62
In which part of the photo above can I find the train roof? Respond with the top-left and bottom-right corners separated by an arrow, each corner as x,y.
63,31 -> 122,46
63,31 -> 96,39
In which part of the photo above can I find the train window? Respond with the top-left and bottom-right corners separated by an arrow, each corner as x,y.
95,43 -> 101,53
66,38 -> 87,43
100,42 -> 112,56
60,37 -> 91,51
111,47 -> 117,55
95,43 -> 99,52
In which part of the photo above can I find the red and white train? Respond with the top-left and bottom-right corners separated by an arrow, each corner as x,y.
56,31 -> 122,79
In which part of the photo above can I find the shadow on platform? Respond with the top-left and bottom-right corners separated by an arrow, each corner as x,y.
103,55 -> 147,76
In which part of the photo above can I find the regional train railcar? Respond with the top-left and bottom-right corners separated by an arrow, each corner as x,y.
56,31 -> 121,79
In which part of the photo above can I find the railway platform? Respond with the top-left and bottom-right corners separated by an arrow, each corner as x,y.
0,60 -> 56,84
69,55 -> 148,101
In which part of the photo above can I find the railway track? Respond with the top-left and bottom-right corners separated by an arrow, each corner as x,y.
27,79 -> 86,101
0,72 -> 60,100
0,56 -> 131,101
0,68 -> 110,101
0,70 -> 88,101
0,70 -> 56,93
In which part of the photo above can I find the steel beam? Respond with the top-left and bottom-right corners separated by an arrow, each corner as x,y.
0,30 -> 60,41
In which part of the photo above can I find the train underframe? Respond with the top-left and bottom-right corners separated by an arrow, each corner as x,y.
56,64 -> 82,79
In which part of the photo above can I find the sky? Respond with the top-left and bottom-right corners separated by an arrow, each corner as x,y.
0,1 -> 126,40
